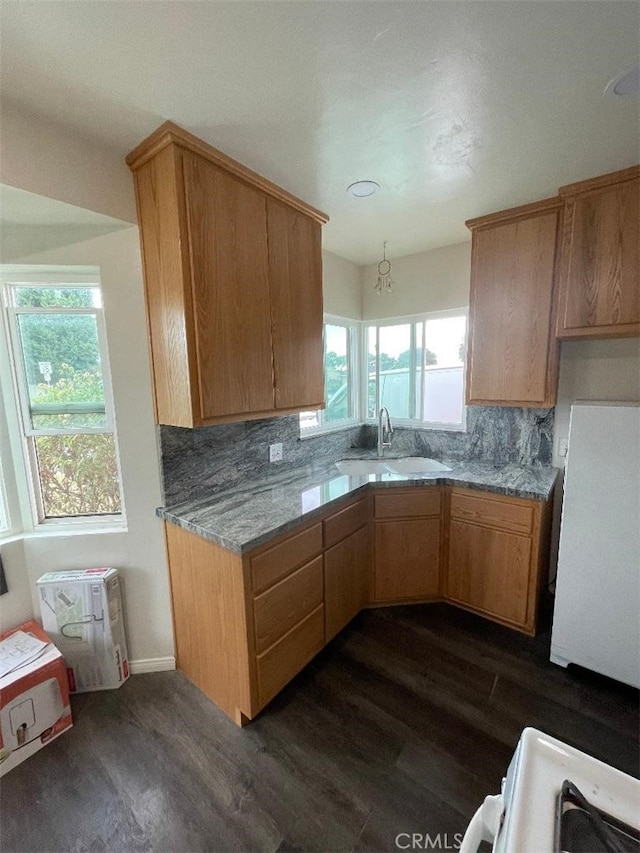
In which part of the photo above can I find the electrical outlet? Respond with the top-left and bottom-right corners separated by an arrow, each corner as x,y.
269,442 -> 283,463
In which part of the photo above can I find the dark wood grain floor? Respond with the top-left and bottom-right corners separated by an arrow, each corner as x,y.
2,602 -> 638,853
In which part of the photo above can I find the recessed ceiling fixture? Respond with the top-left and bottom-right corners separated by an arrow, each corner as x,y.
605,65 -> 640,97
347,180 -> 380,198
375,241 -> 394,296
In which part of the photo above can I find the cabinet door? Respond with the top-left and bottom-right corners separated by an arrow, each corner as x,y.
182,153 -> 275,420
446,520 -> 532,627
374,518 -> 440,602
557,174 -> 640,338
324,525 -> 370,641
267,199 -> 324,411
466,202 -> 560,406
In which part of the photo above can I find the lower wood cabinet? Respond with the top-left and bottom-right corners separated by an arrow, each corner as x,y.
324,525 -> 370,641
373,488 -> 442,603
445,488 -> 552,634
163,483 -> 552,726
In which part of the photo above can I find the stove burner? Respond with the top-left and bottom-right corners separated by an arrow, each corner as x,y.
556,779 -> 640,853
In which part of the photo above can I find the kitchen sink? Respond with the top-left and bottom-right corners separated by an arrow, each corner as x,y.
385,457 -> 452,473
335,457 -> 451,476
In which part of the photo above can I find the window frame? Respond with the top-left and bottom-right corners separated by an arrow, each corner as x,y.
0,266 -> 126,530
365,308 -> 468,432
299,313 -> 361,437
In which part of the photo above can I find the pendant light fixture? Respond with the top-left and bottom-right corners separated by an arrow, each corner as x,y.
375,241 -> 394,295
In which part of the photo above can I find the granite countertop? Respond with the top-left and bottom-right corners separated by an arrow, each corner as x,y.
157,453 -> 559,555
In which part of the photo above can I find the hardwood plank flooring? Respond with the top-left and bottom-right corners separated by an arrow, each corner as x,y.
2,602 -> 638,853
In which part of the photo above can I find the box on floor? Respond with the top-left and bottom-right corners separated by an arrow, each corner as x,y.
37,568 -> 130,693
0,619 -> 73,777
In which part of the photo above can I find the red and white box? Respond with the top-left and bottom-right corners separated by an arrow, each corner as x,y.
37,568 -> 130,693
0,619 -> 73,777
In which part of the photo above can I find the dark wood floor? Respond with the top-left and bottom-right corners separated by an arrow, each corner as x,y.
2,602 -> 638,853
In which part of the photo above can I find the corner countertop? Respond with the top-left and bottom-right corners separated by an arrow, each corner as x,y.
157,453 -> 559,555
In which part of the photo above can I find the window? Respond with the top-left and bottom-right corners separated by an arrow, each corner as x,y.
366,310 -> 467,430
1,269 -> 124,525
299,316 -> 360,434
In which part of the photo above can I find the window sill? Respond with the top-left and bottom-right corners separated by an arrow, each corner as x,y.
299,419 -> 362,440
364,418 -> 467,434
0,521 -> 127,546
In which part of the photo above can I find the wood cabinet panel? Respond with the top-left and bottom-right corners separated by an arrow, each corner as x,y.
133,145 -> 198,426
256,604 -> 325,707
450,491 -> 534,535
250,523 -> 323,595
325,526 -> 371,641
164,523 -> 252,722
557,168 -> 640,338
375,489 -> 441,519
267,199 -> 324,411
447,520 -> 532,627
374,517 -> 440,602
253,556 -> 323,654
323,497 -> 369,548
466,199 -> 560,407
183,153 -> 275,419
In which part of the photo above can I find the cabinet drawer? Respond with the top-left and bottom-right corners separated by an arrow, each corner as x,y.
375,489 -> 441,519
256,604 -> 325,707
253,556 -> 323,654
323,498 -> 369,548
251,523 -> 323,594
450,491 -> 534,535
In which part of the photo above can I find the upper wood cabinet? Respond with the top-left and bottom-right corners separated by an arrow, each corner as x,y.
556,166 -> 640,339
126,121 -> 328,427
465,198 -> 562,408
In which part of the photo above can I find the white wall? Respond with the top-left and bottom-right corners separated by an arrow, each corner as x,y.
361,241 -> 471,320
0,228 -> 174,668
0,99 -> 136,224
322,250 -> 361,319
553,337 -> 640,467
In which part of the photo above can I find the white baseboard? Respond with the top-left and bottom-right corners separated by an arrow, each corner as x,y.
129,656 -> 176,674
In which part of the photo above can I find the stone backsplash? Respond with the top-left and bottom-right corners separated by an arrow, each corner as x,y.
160,406 -> 553,505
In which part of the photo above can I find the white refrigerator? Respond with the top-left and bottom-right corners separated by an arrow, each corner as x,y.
551,401 -> 640,688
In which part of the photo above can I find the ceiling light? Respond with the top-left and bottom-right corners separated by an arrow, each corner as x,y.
347,180 -> 380,198
605,65 -> 640,97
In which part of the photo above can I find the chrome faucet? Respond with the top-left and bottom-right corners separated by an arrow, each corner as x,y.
377,407 -> 393,456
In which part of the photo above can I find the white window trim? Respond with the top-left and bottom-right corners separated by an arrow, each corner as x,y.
0,266 -> 126,533
365,307 -> 468,433
299,313 -> 361,438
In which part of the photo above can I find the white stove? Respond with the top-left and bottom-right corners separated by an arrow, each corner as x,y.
460,727 -> 640,852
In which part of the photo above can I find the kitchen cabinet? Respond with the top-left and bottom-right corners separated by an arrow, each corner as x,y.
372,489 -> 442,602
465,197 -> 561,407
445,488 -> 552,635
556,166 -> 640,339
126,121 -> 327,427
163,482 -> 552,726
165,517 -> 326,725
323,498 -> 371,641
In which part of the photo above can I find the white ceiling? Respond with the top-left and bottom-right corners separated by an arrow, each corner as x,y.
0,184 -> 127,229
1,1 -> 638,265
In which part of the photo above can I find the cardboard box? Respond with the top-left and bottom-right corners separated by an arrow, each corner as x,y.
0,620 -> 73,777
37,568 -> 130,693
